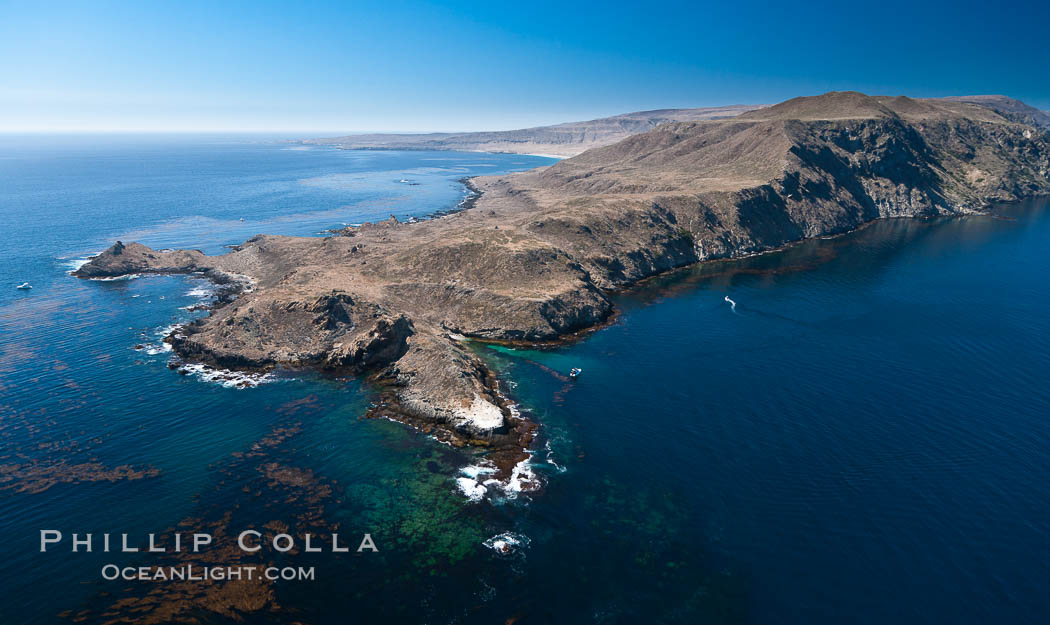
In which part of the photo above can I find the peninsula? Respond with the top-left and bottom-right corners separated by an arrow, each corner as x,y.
76,92 -> 1050,481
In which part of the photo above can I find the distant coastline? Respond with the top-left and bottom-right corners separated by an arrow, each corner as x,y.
301,105 -> 763,157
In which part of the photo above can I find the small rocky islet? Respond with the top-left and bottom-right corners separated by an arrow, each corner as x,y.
75,92 -> 1050,479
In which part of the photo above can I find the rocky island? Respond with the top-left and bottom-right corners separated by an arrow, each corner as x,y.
76,92 -> 1050,481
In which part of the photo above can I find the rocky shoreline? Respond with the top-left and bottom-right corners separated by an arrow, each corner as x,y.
74,92 -> 1050,483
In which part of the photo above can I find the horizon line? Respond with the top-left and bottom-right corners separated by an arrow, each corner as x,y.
0,129 -> 467,136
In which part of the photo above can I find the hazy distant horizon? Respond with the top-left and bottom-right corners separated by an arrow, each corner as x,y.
2,0 -> 1048,133
3,95 -> 1048,137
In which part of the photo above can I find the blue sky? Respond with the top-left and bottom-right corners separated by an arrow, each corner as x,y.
1,0 -> 1047,132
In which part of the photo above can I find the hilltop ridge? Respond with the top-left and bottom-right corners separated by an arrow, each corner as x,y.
301,94 -> 1048,158
939,95 -> 1050,128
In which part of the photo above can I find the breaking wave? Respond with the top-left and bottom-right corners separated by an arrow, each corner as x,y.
455,464 -> 497,502
63,256 -> 95,273
454,456 -> 541,503
483,532 -> 531,556
545,439 -> 566,473
176,363 -> 277,389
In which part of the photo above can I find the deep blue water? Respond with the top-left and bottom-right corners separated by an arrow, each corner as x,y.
1,135 -> 1049,624
493,205 -> 1050,624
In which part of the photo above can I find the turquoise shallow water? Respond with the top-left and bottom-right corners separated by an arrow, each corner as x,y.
0,137 -> 559,623
2,135 -> 1050,624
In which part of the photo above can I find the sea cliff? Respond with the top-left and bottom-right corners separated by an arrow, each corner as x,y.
76,92 -> 1050,475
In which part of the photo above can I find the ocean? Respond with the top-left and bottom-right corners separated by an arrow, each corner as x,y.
1,135 -> 1048,624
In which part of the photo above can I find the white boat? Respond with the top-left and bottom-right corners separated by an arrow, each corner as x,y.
16,282 -> 32,290
569,367 -> 582,378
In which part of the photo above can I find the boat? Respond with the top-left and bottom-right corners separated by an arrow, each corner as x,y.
569,367 -> 582,378
16,282 -> 32,290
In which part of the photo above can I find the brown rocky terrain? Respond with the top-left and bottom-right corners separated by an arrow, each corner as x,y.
940,95 -> 1050,129
76,92 -> 1050,475
302,105 -> 763,157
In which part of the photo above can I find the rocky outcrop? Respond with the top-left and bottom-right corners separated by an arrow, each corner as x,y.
76,92 -> 1050,471
169,292 -> 414,371
74,241 -> 209,278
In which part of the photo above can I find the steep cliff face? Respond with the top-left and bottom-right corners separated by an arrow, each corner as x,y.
75,92 -> 1050,467
503,93 -> 1050,287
